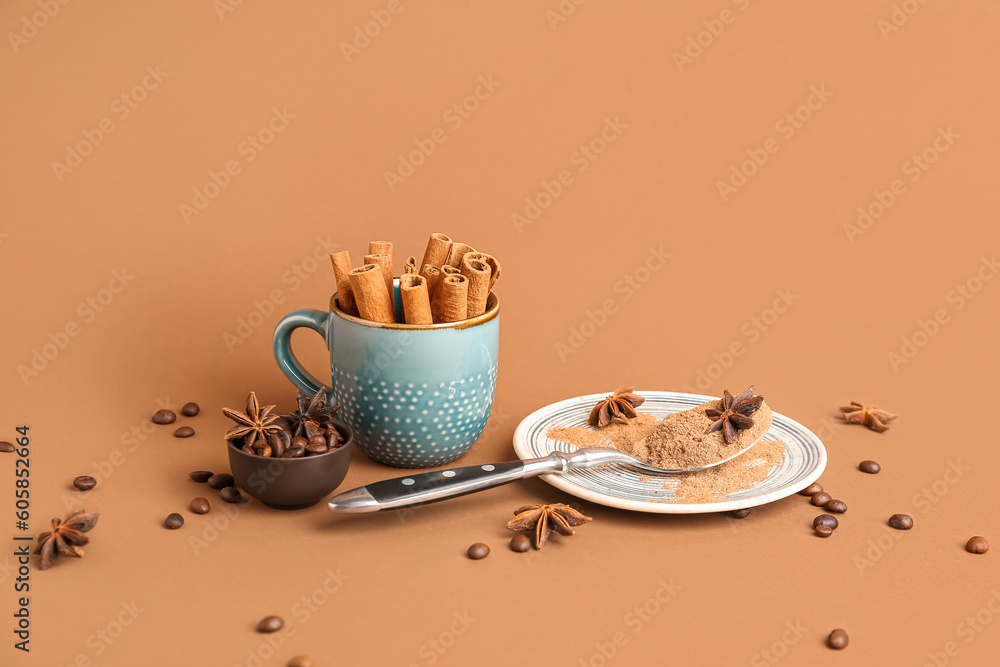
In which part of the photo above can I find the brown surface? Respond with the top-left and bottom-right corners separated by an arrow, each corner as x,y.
1,1 -> 999,666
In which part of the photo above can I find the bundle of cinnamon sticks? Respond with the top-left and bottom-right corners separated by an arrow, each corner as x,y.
329,233 -> 501,325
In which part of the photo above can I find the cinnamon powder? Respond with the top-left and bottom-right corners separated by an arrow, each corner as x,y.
546,406 -> 785,503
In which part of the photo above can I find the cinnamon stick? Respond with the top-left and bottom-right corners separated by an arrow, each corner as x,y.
364,253 -> 394,314
461,256 -> 491,318
348,264 -> 394,323
329,250 -> 359,316
464,252 -> 501,292
439,274 -> 468,323
404,256 -> 418,275
368,241 -> 393,256
441,265 -> 461,276
445,242 -> 476,268
419,233 -> 452,271
399,274 -> 432,325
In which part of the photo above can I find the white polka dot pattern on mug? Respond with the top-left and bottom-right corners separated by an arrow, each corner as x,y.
334,366 -> 498,467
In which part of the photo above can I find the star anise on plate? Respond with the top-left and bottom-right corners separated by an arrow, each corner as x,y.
35,510 -> 100,570
288,388 -> 339,438
705,385 -> 764,444
840,401 -> 897,432
506,503 -> 592,549
588,387 -> 646,428
222,391 -> 282,447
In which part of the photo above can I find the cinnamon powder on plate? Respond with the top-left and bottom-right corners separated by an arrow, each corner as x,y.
546,406 -> 785,503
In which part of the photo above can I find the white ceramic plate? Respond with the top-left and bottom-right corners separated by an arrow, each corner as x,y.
512,391 -> 827,514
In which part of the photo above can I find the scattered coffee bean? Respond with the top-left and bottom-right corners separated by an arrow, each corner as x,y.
813,515 -> 839,530
859,460 -> 881,474
308,435 -> 327,448
888,513 -> 913,530
221,487 -> 242,504
180,402 -> 200,417
966,536 -> 989,554
0,441 -> 15,453
305,444 -> 328,456
325,429 -> 343,449
510,534 -> 531,553
287,656 -> 313,667
174,426 -> 195,438
827,628 -> 849,650
208,474 -> 235,490
72,475 -> 97,491
189,470 -> 213,483
727,508 -> 752,519
814,525 -> 834,538
467,543 -> 490,560
282,446 -> 306,459
190,497 -> 210,514
164,513 -> 184,529
291,436 -> 309,450
799,483 -> 823,496
152,409 -> 176,425
825,499 -> 848,514
810,492 -> 832,507
257,616 -> 284,633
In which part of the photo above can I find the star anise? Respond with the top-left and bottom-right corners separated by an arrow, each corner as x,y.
288,388 -> 339,438
588,387 -> 646,428
840,401 -> 897,432
705,385 -> 764,444
222,391 -> 282,446
506,503 -> 592,549
35,510 -> 100,570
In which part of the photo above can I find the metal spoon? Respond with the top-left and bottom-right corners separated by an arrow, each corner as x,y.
328,441 -> 759,513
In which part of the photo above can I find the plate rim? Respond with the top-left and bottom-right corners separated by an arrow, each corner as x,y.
512,390 -> 827,514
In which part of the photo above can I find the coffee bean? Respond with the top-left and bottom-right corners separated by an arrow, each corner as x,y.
0,441 -> 15,453
221,487 -> 242,503
189,497 -> 210,514
727,508 -> 752,519
269,431 -> 290,458
181,402 -> 200,417
291,436 -> 309,450
283,446 -> 306,459
510,535 -> 532,553
799,483 -> 823,496
272,416 -> 292,430
859,460 -> 880,474
813,514 -> 839,530
325,429 -> 342,449
207,474 -> 235,490
189,470 -> 213,483
73,476 -> 97,491
824,499 -> 848,514
152,409 -> 176,424
305,422 -> 324,439
810,492 -> 832,507
308,435 -> 326,448
256,616 -> 284,633
966,536 -> 989,554
164,513 -> 184,529
305,444 -> 328,456
815,525 -> 834,538
888,513 -> 913,530
467,543 -> 490,560
287,656 -> 313,667
174,426 -> 195,438
827,628 -> 849,650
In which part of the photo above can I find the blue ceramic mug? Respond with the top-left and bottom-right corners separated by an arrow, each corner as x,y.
273,282 -> 499,468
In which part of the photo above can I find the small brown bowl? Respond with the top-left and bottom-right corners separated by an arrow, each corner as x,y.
227,419 -> 353,510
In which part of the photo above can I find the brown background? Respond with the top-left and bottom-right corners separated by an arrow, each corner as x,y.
2,1 -> 999,665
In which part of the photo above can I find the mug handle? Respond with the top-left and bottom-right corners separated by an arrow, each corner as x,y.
272,309 -> 331,399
